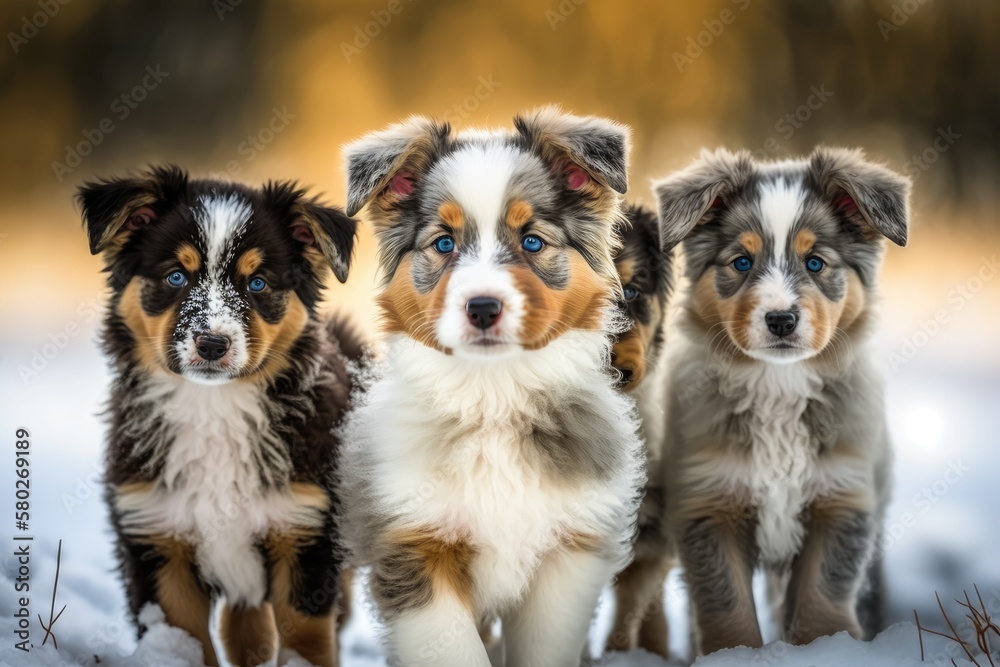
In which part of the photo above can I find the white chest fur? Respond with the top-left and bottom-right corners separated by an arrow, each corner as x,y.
723,363 -> 822,564
115,375 -> 322,606
346,333 -> 643,609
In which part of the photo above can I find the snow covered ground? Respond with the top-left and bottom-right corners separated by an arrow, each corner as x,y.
1,308 -> 998,665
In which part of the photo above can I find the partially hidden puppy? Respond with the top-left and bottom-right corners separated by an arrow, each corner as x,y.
654,147 -> 909,655
78,166 -> 359,667
605,204 -> 676,658
339,108 -> 645,667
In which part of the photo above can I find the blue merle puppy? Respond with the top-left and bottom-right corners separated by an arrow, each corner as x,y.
654,147 -> 909,654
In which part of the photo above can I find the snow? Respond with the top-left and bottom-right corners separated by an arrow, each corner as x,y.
1,315 -> 998,666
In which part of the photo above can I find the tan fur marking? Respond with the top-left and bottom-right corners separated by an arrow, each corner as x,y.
612,330 -> 647,390
438,201 -> 464,230
152,538 -> 220,667
607,557 -> 672,658
236,248 -> 264,277
803,273 -> 868,370
288,482 -> 332,513
219,603 -> 277,667
373,528 -> 477,618
836,272 -> 867,333
559,530 -> 604,553
615,256 -> 636,286
177,243 -> 202,273
112,481 -> 157,518
673,502 -> 762,654
408,530 -> 476,612
738,231 -> 763,255
244,293 -> 310,383
727,291 -> 758,353
785,492 -> 871,644
377,257 -> 451,352
514,253 -> 609,350
794,229 -> 817,255
689,260 -> 757,356
687,271 -> 754,361
114,480 -> 155,500
268,531 -> 339,667
93,193 -> 157,253
800,275 -> 859,354
690,271 -> 722,330
300,244 -> 332,279
117,278 -> 177,373
505,200 -> 533,230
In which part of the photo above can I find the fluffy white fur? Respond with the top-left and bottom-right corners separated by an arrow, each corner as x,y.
342,330 -> 644,667
756,178 -> 805,265
115,373 -> 327,607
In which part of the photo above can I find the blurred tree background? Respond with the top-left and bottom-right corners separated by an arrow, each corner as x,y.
0,0 -> 997,326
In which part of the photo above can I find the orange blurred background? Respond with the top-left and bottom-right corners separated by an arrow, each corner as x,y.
0,0 -> 997,349
0,1 -> 998,648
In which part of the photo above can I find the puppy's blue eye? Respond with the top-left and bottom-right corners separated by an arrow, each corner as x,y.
806,256 -> 825,273
623,285 -> 640,301
521,235 -> 544,252
166,271 -> 187,288
433,236 -> 455,254
248,277 -> 267,292
733,256 -> 753,273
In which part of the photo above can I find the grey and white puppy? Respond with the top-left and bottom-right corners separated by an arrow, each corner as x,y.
654,147 -> 909,655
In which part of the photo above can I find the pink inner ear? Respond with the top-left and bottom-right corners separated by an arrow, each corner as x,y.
833,192 -> 859,215
710,196 -> 724,209
389,170 -> 416,197
292,225 -> 315,245
565,164 -> 591,191
125,206 -> 156,231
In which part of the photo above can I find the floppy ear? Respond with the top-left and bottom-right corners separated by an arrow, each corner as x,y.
651,148 -> 753,251
341,116 -> 451,218
263,181 -> 358,283
808,146 -> 910,247
514,105 -> 631,195
77,165 -> 188,255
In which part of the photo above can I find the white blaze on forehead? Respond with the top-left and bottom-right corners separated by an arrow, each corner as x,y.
756,264 -> 798,312
437,142 -> 520,262
175,193 -> 253,377
757,178 -> 805,265
196,193 -> 253,275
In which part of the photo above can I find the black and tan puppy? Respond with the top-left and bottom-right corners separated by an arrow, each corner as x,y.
655,147 -> 909,655
78,166 -> 359,667
606,204 -> 675,658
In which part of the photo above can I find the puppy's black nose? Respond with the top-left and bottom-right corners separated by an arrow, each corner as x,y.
466,297 -> 502,330
765,310 -> 798,338
195,333 -> 231,361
